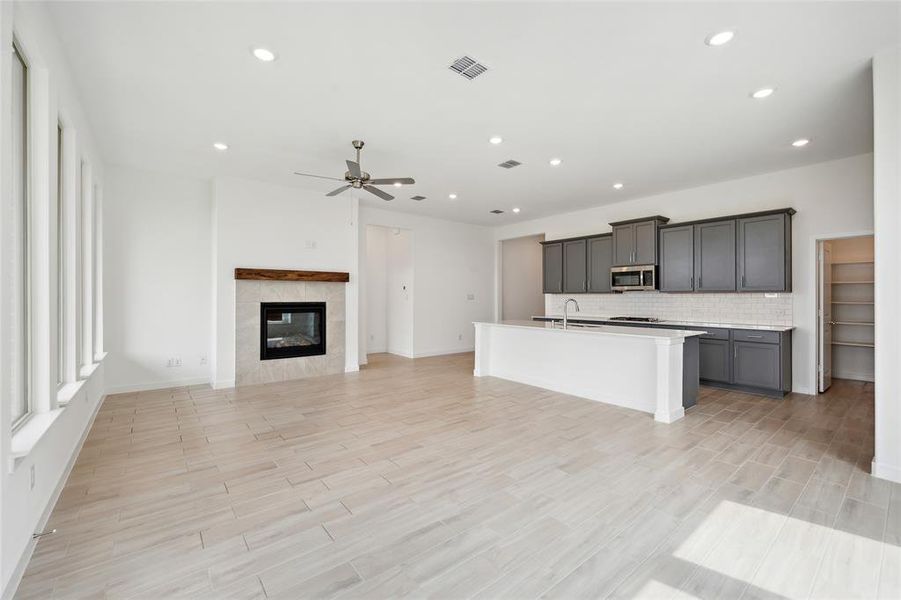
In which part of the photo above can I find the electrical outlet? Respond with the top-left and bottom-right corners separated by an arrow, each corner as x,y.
199,355 -> 208,366
30,465 -> 35,490
166,357 -> 182,368
304,240 -> 317,249
458,334 -> 463,341
467,293 -> 475,300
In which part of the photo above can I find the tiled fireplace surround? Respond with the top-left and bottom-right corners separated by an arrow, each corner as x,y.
235,279 -> 346,386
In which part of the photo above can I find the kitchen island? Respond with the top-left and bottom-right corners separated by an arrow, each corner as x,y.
473,320 -> 705,423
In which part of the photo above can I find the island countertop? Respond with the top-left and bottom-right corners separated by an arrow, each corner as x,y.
475,320 -> 706,342
534,315 -> 794,332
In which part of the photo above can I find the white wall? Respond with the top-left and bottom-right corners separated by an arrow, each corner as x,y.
212,177 -> 359,387
386,228 -> 414,357
873,45 -> 901,484
0,2 -> 107,597
501,234 -> 545,320
494,153 -> 875,395
359,207 -> 494,361
364,226 -> 388,353
104,165 -> 211,392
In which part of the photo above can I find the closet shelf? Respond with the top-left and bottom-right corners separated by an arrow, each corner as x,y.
832,281 -> 874,284
831,341 -> 875,348
831,260 -> 874,265
831,301 -> 874,305
833,321 -> 875,326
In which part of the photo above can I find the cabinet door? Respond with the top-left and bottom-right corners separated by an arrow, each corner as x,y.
562,239 -> 587,293
587,236 -> 613,293
698,339 -> 731,383
634,221 -> 657,265
612,224 -> 635,266
737,213 -> 788,291
733,341 -> 781,389
542,243 -> 563,294
659,225 -> 694,292
695,220 -> 736,291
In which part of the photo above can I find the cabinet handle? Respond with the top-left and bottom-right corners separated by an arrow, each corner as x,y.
741,274 -> 746,287
747,335 -> 763,339
689,276 -> 693,288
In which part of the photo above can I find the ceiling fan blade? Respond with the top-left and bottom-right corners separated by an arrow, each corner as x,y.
294,171 -> 345,182
326,185 -> 352,197
346,160 -> 362,179
363,185 -> 394,201
368,177 -> 416,185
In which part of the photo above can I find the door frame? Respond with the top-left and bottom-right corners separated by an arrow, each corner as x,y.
810,230 -> 873,395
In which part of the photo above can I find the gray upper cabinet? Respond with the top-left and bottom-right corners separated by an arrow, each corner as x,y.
611,217 -> 668,266
542,242 -> 563,294
737,213 -> 792,292
634,221 -> 658,265
659,225 -> 694,292
587,236 -> 613,293
612,224 -> 635,266
695,220 -> 736,291
562,239 -> 587,293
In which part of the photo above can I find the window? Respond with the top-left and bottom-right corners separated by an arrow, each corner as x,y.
57,123 -> 65,387
11,42 -> 30,427
75,160 -> 83,374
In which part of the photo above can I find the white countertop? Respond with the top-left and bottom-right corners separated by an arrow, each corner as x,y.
536,314 -> 793,332
475,320 -> 706,340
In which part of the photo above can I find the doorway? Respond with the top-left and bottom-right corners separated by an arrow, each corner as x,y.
817,234 -> 874,392
364,225 -> 414,359
500,234 -> 545,320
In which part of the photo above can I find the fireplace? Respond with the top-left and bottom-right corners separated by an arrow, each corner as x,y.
260,302 -> 326,360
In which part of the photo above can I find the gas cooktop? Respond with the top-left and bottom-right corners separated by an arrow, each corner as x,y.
609,316 -> 661,323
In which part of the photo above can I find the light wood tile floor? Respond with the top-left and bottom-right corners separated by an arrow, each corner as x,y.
16,353 -> 900,599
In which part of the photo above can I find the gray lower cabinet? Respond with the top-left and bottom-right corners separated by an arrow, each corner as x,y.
695,220 -> 736,291
737,213 -> 791,292
587,235 -> 613,293
732,341 -> 782,389
542,242 -> 563,294
698,339 -> 731,383
562,239 -> 587,293
659,225 -> 694,292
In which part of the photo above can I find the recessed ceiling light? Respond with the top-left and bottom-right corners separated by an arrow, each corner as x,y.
549,158 -> 562,166
792,138 -> 810,147
489,136 -> 503,145
252,47 -> 277,62
512,207 -> 521,213
213,142 -> 229,151
705,30 -> 735,46
751,87 -> 775,99
613,182 -> 624,190
448,193 -> 457,199
393,182 -> 402,187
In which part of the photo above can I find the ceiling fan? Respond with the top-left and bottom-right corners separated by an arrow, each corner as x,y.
294,140 -> 415,201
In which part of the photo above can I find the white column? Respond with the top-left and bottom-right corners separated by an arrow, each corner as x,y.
80,160 -> 93,371
472,323 -> 490,377
873,45 -> 901,484
653,338 -> 685,424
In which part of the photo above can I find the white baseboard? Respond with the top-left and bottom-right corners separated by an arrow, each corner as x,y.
213,379 -> 235,390
387,348 -> 415,358
413,347 -> 474,358
2,394 -> 105,600
872,459 -> 901,484
832,371 -> 875,383
105,376 -> 211,395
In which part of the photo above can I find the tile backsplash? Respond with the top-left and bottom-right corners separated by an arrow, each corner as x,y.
545,292 -> 793,327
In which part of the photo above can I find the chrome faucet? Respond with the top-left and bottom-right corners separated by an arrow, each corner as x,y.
562,298 -> 580,329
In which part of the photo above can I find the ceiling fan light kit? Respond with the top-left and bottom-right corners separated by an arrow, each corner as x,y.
294,140 -> 415,201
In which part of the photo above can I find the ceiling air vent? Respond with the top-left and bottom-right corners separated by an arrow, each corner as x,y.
490,209 -> 504,214
498,159 -> 522,169
449,56 -> 488,80
410,195 -> 426,201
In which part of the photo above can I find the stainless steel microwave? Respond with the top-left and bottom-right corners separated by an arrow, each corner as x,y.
610,265 -> 656,291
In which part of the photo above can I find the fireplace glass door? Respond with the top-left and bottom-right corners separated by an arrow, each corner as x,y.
260,302 -> 326,360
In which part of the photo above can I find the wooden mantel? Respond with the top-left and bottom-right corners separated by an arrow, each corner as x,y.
234,268 -> 350,282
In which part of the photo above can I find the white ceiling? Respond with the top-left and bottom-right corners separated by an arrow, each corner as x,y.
46,1 -> 898,225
